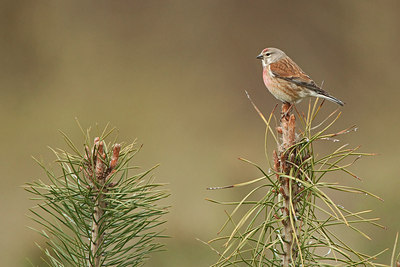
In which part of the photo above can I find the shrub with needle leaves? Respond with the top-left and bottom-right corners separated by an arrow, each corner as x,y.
26,126 -> 168,267
205,99 -> 393,266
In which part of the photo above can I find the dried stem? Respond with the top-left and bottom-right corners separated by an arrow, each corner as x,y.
274,103 -> 300,266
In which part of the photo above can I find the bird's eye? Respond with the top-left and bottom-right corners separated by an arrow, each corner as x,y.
266,53 -> 271,56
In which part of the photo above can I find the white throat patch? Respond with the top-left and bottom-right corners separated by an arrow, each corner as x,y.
262,60 -> 267,68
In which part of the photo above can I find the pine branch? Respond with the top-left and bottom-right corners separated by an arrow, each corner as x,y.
275,103 -> 298,266
26,127 -> 168,267
205,98 -> 387,267
86,140 -> 121,267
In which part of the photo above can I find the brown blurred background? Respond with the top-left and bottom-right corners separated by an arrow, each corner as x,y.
1,0 -> 399,266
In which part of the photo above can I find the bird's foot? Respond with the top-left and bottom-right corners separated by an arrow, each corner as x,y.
281,103 -> 293,119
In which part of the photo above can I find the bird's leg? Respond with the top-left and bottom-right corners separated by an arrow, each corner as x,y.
281,102 -> 293,119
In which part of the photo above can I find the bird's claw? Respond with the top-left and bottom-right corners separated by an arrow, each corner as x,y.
281,103 -> 293,119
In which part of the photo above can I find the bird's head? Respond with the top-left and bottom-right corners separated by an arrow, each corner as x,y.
256,47 -> 286,67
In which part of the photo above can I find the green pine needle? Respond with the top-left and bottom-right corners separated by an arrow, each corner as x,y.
205,99 -> 386,267
26,125 -> 168,267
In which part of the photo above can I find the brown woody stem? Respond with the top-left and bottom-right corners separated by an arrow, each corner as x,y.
275,103 -> 299,266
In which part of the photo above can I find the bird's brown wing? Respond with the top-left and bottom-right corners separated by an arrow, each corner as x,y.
270,57 -> 324,93
270,57 -> 344,106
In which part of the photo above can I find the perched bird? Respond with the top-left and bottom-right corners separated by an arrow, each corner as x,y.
256,48 -> 344,106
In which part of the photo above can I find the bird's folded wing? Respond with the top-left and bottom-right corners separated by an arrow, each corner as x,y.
270,57 -> 323,93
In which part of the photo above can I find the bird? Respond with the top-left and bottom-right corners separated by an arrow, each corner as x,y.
256,48 -> 344,106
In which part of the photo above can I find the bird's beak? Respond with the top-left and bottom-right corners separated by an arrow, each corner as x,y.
256,53 -> 263,59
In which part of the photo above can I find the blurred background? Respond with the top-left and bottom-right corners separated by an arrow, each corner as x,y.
1,0 -> 399,266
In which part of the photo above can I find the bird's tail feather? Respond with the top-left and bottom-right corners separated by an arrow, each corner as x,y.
317,93 -> 344,106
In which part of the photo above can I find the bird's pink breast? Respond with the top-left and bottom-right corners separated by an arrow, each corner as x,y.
263,68 -> 274,88
262,66 -> 299,103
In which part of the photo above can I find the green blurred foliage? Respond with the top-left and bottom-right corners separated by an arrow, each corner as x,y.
0,1 -> 399,266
